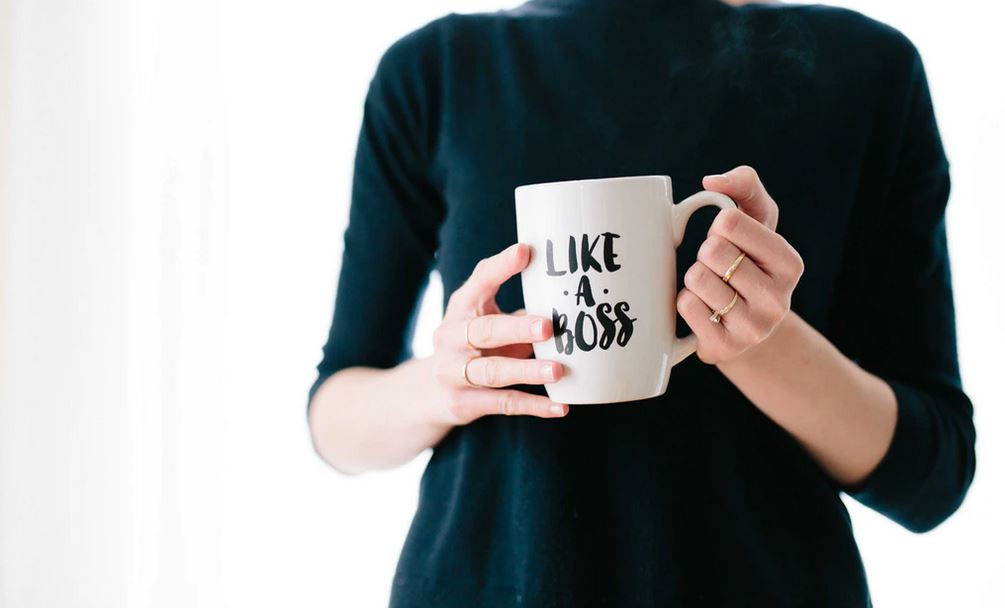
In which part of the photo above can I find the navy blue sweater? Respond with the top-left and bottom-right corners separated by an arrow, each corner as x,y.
310,1 -> 976,605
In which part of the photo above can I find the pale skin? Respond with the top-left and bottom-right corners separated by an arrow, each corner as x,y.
308,165 -> 898,488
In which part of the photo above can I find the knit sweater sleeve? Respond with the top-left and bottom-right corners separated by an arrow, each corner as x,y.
308,22 -> 445,406
837,39 -> 976,533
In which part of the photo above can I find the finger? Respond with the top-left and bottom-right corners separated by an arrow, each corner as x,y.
450,388 -> 568,421
675,289 -> 726,361
482,309 -> 534,357
683,262 -> 748,317
464,356 -> 563,388
702,165 -> 778,230
679,276 -> 773,351
707,208 -> 794,279
434,314 -> 550,352
696,234 -> 773,297
486,342 -> 534,359
448,244 -> 529,315
465,314 -> 552,349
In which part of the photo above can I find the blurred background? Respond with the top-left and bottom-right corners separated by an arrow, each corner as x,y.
0,0 -> 1002,606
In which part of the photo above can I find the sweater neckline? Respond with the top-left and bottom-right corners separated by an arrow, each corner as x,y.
525,0 -> 727,13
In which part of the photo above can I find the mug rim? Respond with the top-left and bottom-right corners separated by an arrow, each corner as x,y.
514,174 -> 671,196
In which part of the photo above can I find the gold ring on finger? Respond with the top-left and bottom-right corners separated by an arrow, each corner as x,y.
464,317 -> 479,351
722,252 -> 746,284
709,291 -> 739,324
462,355 -> 481,388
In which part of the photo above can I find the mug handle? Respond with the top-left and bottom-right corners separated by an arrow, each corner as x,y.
669,191 -> 737,366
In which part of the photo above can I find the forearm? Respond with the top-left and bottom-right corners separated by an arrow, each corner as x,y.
307,358 -> 451,474
717,311 -> 898,487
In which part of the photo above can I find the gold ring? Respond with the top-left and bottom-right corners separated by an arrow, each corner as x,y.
722,252 -> 746,284
464,318 -> 479,351
709,291 -> 739,324
461,355 -> 480,387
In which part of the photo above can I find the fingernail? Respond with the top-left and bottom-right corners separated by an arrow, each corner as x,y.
549,404 -> 567,416
705,173 -> 730,184
531,318 -> 545,339
541,363 -> 558,381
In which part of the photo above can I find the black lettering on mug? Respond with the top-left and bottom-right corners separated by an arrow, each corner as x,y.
614,302 -> 637,346
602,232 -> 621,271
596,303 -> 616,349
574,275 -> 595,307
552,308 -> 574,355
580,234 -> 603,273
574,311 -> 598,351
545,240 -> 566,277
543,232 -> 636,355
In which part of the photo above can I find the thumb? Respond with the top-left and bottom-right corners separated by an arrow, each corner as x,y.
702,165 -> 779,231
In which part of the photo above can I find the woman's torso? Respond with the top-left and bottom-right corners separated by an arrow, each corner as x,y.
389,1 -> 910,604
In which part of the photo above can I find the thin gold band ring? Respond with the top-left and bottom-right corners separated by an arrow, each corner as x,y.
461,355 -> 480,388
464,318 -> 479,351
709,291 -> 739,324
722,252 -> 746,284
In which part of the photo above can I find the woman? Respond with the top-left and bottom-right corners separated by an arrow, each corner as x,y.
308,0 -> 975,605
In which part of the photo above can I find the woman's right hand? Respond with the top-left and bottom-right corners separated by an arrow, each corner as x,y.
428,243 -> 569,425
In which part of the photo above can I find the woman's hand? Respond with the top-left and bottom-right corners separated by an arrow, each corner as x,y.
428,243 -> 569,424
677,166 -> 805,364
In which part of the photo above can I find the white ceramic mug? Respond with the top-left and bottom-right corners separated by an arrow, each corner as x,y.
515,175 -> 735,405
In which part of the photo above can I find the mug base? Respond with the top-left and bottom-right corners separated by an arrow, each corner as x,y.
544,388 -> 668,406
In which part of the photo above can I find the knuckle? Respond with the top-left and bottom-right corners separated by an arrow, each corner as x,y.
432,324 -> 449,350
775,265 -> 795,286
683,265 -> 701,289
474,317 -> 494,345
675,293 -> 689,316
685,265 -> 716,292
446,289 -> 467,313
790,250 -> 806,280
736,164 -> 757,179
432,359 -> 455,386
774,243 -> 803,283
677,289 -> 701,316
699,235 -> 727,262
697,266 -> 718,292
697,239 -> 714,264
499,391 -> 518,416
715,208 -> 743,236
766,196 -> 779,215
481,359 -> 499,386
471,259 -> 490,281
446,398 -> 469,421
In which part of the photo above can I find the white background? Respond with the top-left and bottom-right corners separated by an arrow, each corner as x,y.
0,0 -> 1002,606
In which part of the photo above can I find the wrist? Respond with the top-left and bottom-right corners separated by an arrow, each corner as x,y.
408,356 -> 458,431
716,310 -> 799,374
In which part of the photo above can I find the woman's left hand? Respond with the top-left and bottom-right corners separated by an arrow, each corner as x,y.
677,165 -> 805,364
